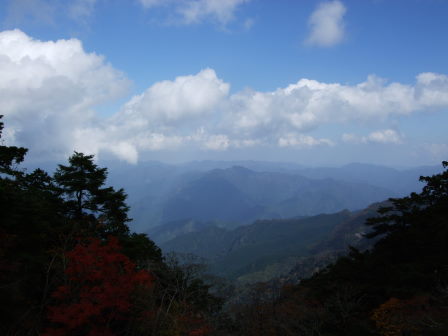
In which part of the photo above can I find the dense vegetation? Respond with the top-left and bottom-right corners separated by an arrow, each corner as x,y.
0,115 -> 220,336
231,161 -> 448,335
2,112 -> 447,335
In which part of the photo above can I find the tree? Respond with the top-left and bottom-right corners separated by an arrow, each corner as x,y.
0,117 -> 221,335
0,115 -> 27,177
1,116 -> 66,335
54,152 -> 130,237
365,161 -> 448,239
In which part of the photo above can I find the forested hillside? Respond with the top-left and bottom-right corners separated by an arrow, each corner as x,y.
0,116 -> 220,336
2,113 -> 448,335
157,206 -> 380,282
231,161 -> 448,335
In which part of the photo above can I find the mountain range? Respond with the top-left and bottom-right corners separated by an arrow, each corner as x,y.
104,161 -> 438,231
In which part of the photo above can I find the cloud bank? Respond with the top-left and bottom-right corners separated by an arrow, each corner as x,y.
342,129 -> 404,145
2,30 -> 448,163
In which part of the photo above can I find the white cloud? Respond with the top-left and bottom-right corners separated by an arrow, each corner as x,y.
228,74 -> 448,138
203,134 -> 230,150
3,30 -> 448,164
415,72 -> 448,108
367,129 -> 403,144
118,68 -> 229,127
0,29 -> 130,159
306,0 -> 346,47
342,129 -> 404,145
72,69 -> 230,161
278,133 -> 333,148
138,0 -> 250,25
90,71 -> 448,161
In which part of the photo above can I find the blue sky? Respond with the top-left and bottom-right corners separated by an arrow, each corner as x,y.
1,0 -> 448,167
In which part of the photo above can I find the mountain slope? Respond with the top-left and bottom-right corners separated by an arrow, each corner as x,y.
159,206 -> 379,281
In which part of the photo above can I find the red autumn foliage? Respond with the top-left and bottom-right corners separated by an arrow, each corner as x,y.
44,236 -> 153,336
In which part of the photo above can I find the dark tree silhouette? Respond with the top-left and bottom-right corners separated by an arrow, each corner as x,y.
54,152 -> 130,237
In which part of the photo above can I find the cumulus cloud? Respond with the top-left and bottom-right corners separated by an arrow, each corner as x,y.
138,0 -> 251,25
306,0 -> 346,47
118,68 -> 229,127
342,129 -> 404,144
3,30 -> 448,164
68,69 -> 229,162
88,71 -> 448,162
228,74 -> 448,139
0,29 -> 130,159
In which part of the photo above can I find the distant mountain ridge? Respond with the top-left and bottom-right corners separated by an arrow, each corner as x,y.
101,161 -> 441,231
24,160 -> 440,232
295,162 -> 438,195
156,166 -> 395,226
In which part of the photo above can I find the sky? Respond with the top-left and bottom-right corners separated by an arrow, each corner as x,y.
0,0 -> 448,167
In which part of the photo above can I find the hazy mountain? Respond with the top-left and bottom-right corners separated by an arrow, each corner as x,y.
24,160 -> 439,232
115,161 -> 439,231
295,163 -> 440,195
156,166 -> 394,226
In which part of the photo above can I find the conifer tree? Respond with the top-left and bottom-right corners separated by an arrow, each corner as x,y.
54,152 -> 130,237
0,115 -> 27,176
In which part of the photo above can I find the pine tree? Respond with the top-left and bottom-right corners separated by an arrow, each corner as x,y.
0,115 -> 27,176
54,152 -> 130,237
